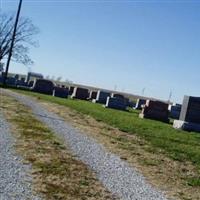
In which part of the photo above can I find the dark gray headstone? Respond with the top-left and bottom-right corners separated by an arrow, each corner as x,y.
127,101 -> 136,108
134,99 -> 146,110
105,97 -> 127,111
16,79 -> 27,87
26,72 -> 43,83
71,87 -> 89,100
169,103 -> 182,119
32,79 -> 54,95
111,93 -> 131,107
94,90 -> 111,104
6,77 -> 17,86
111,93 -> 124,99
53,86 -> 69,98
124,97 -> 131,107
0,75 -> 3,83
28,80 -> 34,87
179,96 -> 200,124
89,91 -> 97,100
21,77 -> 25,82
139,100 -> 169,123
69,86 -> 74,95
173,96 -> 200,132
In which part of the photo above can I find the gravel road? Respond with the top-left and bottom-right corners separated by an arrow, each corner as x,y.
0,111 -> 41,200
2,89 -> 169,200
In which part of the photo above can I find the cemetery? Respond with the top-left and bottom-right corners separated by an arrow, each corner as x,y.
1,2 -> 200,200
1,71 -> 200,133
1,69 -> 200,135
1,74 -> 200,200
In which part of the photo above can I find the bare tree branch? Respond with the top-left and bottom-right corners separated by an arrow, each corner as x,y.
0,12 -> 39,66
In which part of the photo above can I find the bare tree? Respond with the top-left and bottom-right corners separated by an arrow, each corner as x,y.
0,13 -> 39,65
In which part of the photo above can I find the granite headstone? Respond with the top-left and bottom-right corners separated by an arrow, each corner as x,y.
32,79 -> 55,95
53,86 -> 69,98
173,96 -> 200,132
69,86 -> 75,96
6,77 -> 17,86
16,78 -> 27,87
139,100 -> 169,123
93,90 -> 111,104
169,103 -> 182,119
88,91 -> 98,100
105,97 -> 127,111
111,93 -> 124,99
134,99 -> 146,110
28,80 -> 34,87
71,87 -> 89,100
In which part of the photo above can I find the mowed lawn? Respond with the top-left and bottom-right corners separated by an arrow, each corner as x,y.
10,89 -> 200,182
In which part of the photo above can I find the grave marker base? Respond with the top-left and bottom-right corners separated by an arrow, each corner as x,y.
173,120 -> 200,133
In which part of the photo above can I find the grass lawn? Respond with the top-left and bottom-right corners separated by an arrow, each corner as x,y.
7,88 -> 200,185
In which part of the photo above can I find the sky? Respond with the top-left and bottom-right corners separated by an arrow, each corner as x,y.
1,0 -> 200,103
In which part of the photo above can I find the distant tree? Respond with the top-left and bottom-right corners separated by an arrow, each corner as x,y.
45,75 -> 50,80
0,13 -> 39,65
56,76 -> 62,82
65,78 -> 73,84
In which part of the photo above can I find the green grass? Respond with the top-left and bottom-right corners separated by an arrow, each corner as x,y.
8,88 -> 200,175
187,177 -> 200,186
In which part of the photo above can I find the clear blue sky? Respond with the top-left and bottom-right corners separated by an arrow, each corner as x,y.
1,0 -> 200,103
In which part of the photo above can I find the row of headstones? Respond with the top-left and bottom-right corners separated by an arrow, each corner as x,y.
12,78 -> 200,133
0,74 -> 34,87
31,79 -> 69,97
136,99 -> 171,123
135,97 -> 200,133
30,79 -> 200,133
30,79 -> 133,110
71,86 -> 132,110
134,99 -> 182,120
0,76 -> 137,113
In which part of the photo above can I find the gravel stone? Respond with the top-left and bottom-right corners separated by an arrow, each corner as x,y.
0,110 -> 42,200
2,89 -> 169,200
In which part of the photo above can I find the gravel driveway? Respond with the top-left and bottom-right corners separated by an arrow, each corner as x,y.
2,89 -> 169,200
0,111 -> 41,200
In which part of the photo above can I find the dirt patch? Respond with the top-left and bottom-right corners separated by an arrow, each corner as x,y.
38,100 -> 200,200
